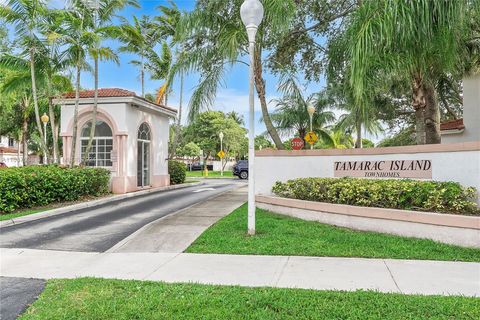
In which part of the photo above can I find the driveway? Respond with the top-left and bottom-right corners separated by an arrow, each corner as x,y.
0,179 -> 245,252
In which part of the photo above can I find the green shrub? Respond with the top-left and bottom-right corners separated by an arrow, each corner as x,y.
272,177 -> 479,215
0,165 -> 110,213
168,160 -> 186,185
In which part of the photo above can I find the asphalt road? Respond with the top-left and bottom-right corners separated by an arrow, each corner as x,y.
0,179 -> 245,252
0,277 -> 45,320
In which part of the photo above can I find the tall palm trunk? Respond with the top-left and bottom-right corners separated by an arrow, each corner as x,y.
424,83 -> 441,144
30,47 -> 48,163
141,53 -> 145,97
170,72 -> 183,159
253,45 -> 283,150
46,78 -> 59,163
21,97 -> 29,166
17,132 -> 21,166
83,55 -> 99,164
70,62 -> 81,167
354,120 -> 362,148
412,76 -> 426,145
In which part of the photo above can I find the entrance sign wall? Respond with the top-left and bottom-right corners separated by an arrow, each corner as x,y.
254,141 -> 480,204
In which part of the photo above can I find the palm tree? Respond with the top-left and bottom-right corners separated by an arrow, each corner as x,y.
117,15 -> 156,98
344,0 -> 473,144
52,5 -> 96,166
0,53 -> 72,163
80,0 -> 136,164
269,72 -> 335,148
0,0 -> 49,160
172,0 -> 296,150
152,2 -> 183,158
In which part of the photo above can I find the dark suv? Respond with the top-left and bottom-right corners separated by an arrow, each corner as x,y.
233,160 -> 248,179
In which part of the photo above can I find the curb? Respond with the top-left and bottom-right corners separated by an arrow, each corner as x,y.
0,182 -> 204,228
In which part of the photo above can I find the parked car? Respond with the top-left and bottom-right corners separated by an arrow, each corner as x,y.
233,160 -> 248,179
188,162 -> 213,171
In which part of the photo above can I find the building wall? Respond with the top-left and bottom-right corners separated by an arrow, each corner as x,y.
442,75 -> 480,143
60,101 -> 171,193
254,142 -> 480,204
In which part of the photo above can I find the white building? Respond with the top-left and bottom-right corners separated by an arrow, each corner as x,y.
55,88 -> 177,194
0,136 -> 22,167
441,74 -> 480,143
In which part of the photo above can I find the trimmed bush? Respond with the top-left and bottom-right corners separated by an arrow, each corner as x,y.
272,177 -> 479,215
0,165 -> 110,213
168,160 -> 186,185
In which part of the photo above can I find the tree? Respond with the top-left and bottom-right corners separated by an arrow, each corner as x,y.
117,15 -> 156,98
80,0 -> 135,164
343,0 -> 474,144
0,53 -> 72,164
183,111 -> 247,168
52,4 -> 95,166
1,0 -> 50,160
269,72 -> 335,148
316,129 -> 353,149
178,141 -> 201,170
173,0 -> 296,150
254,135 -> 272,150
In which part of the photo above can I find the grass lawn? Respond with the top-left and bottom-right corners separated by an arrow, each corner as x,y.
0,208 -> 51,221
186,170 -> 234,178
186,204 -> 480,262
20,278 -> 479,319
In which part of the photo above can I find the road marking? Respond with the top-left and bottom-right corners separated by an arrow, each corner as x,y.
193,188 -> 216,193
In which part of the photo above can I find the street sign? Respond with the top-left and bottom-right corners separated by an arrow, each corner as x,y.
217,150 -> 225,159
304,131 -> 318,145
291,137 -> 304,150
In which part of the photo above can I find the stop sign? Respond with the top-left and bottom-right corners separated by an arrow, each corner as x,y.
291,137 -> 304,150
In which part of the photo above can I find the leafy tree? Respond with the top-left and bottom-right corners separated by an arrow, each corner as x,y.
173,0 -> 297,150
254,135 -> 273,150
178,141 -> 201,170
361,138 -> 374,148
117,15 -> 157,97
80,0 -> 137,164
0,0 -> 49,159
226,111 -> 245,126
269,72 -> 335,148
315,129 -> 353,149
183,111 -> 247,167
377,128 -> 416,147
342,0 -> 475,144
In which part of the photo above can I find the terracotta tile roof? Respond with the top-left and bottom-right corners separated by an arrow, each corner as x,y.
0,147 -> 20,154
62,88 -> 136,99
440,118 -> 464,131
61,88 -> 177,114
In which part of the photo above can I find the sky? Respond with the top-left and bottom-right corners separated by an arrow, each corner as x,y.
4,1 -> 382,142
39,0 -> 328,138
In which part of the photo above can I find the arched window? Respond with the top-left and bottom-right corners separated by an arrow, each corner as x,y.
137,122 -> 151,141
137,123 -> 151,187
80,120 -> 113,167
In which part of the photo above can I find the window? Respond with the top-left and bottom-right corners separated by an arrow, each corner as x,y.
8,138 -> 14,147
80,120 -> 113,167
137,123 -> 151,141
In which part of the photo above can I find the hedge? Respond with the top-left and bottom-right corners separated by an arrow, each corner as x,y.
272,177 -> 480,215
168,160 -> 186,185
0,165 -> 110,213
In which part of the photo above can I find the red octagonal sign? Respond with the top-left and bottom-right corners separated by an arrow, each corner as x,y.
291,137 -> 304,150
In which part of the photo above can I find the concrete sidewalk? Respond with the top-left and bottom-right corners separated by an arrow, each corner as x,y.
108,186 -> 247,253
1,248 -> 478,297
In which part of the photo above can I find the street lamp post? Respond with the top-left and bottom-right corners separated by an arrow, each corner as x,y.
307,104 -> 316,150
41,113 -> 49,164
241,0 -> 264,235
219,131 -> 224,176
